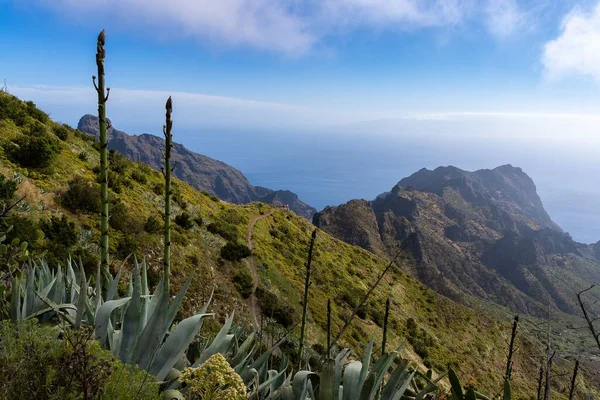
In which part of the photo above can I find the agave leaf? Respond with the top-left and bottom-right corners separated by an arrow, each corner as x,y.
150,312 -> 211,380
363,351 -> 399,399
265,374 -> 293,400
120,261 -> 142,362
194,313 -> 234,367
319,359 -> 336,400
131,285 -> 169,370
358,338 -> 374,394
342,361 -> 363,400
234,345 -> 256,375
253,366 -> 288,398
334,349 -> 351,400
106,262 -> 125,301
242,337 -> 285,383
161,389 -> 185,400
164,277 -> 191,332
449,368 -> 464,400
292,371 -> 318,400
232,331 -> 256,366
75,269 -> 88,329
35,294 -> 76,325
465,388 -> 477,400
388,370 -> 416,400
95,297 -> 131,345
22,264 -> 35,317
380,360 -> 409,400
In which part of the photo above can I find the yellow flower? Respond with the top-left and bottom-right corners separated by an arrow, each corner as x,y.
179,353 -> 247,400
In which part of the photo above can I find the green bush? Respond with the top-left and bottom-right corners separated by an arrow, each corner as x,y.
194,216 -> 203,227
0,173 -> 17,202
0,94 -> 28,125
24,100 -> 49,124
130,169 -> 147,184
108,149 -> 128,174
110,199 -> 142,234
232,270 -> 254,298
220,242 -> 251,262
174,212 -> 194,230
144,215 -> 162,234
52,124 -> 69,141
0,320 -> 159,400
1,214 -> 42,249
9,126 -> 60,168
62,176 -> 100,213
78,151 -> 89,161
256,287 -> 296,328
207,221 -> 239,242
40,215 -> 78,246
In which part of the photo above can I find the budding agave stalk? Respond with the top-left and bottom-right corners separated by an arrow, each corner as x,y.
162,96 -> 174,291
93,30 -> 111,274
505,315 -> 519,380
297,228 -> 317,369
381,296 -> 391,356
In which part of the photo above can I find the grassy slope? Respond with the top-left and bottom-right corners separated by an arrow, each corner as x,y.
0,92 -> 598,398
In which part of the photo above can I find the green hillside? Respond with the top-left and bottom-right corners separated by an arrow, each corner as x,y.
0,91 -> 598,398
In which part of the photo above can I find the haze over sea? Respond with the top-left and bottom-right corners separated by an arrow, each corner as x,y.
164,116 -> 600,245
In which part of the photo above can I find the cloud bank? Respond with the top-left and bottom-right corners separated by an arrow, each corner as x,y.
37,0 -> 533,55
543,3 -> 600,82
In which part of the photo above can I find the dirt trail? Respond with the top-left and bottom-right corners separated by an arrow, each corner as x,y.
246,211 -> 274,328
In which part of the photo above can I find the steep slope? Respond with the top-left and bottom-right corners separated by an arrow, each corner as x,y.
315,165 -> 600,317
2,93 -> 599,398
77,114 -> 316,219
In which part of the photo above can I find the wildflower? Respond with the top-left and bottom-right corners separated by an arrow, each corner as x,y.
179,353 -> 247,400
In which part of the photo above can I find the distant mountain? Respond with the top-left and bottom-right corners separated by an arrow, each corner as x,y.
77,115 -> 316,219
314,165 -> 600,317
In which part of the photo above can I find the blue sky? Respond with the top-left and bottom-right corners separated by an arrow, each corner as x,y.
2,0 -> 600,132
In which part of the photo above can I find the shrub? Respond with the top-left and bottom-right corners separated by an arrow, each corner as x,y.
179,354 -> 247,400
110,199 -> 142,234
0,94 -> 28,125
108,149 -> 128,174
1,214 -> 42,249
144,215 -> 162,234
207,222 -> 239,242
52,124 -> 69,141
62,176 -> 100,213
194,216 -> 203,227
130,169 -> 147,184
0,173 -> 17,202
40,215 -> 78,246
78,151 -> 88,161
256,287 -> 296,328
174,212 -> 194,230
9,127 -> 60,168
232,270 -> 254,298
24,100 -> 49,123
220,242 -> 251,262
0,320 -> 159,400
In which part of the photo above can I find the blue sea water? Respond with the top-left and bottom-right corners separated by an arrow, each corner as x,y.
175,125 -> 600,244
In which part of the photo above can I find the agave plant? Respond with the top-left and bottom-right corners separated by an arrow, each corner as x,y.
7,258 -> 91,325
447,368 -> 511,400
265,339 -> 441,400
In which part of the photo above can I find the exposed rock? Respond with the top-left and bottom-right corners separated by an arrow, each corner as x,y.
314,165 -> 600,317
77,115 -> 316,218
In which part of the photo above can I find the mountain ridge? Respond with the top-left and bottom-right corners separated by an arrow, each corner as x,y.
315,164 -> 600,317
77,114 -> 316,219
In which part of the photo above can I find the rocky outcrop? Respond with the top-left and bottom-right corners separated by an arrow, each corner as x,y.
77,115 -> 316,218
314,165 -> 600,317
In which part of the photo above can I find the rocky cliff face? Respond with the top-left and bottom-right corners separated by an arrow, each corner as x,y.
314,165 -> 600,316
77,115 -> 316,219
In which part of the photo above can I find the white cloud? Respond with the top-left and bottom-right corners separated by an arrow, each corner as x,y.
35,0 -> 543,55
543,3 -> 600,82
9,84 -> 319,130
39,0 -> 316,56
484,0 -> 526,37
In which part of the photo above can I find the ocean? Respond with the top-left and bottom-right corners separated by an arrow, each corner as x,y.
175,123 -> 600,245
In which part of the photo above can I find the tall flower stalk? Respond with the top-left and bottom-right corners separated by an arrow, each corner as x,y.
297,229 -> 317,368
93,30 -> 110,274
162,96 -> 174,291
